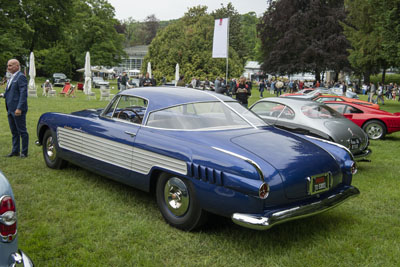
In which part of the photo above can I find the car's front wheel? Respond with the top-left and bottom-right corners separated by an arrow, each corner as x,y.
42,129 -> 67,169
362,120 -> 386,140
156,173 -> 206,231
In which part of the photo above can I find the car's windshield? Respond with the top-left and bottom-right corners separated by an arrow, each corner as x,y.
146,101 -> 266,130
301,104 -> 343,119
93,77 -> 104,81
54,73 -> 66,79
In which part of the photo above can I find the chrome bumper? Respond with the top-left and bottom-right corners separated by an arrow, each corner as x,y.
9,250 -> 34,267
353,149 -> 372,161
232,186 -> 360,230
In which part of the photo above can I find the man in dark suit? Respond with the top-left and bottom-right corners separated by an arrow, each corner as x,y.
1,59 -> 29,158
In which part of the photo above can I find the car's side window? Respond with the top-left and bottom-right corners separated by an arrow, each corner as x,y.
327,104 -> 346,113
103,95 -> 147,124
345,106 -> 363,114
251,102 -> 288,118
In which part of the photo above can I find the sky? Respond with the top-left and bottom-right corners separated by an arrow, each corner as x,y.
107,0 -> 267,21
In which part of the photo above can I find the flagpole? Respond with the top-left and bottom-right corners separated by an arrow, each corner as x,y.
226,18 -> 230,83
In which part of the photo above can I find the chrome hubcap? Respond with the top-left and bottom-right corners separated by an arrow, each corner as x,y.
365,124 -> 383,139
46,136 -> 56,161
164,177 -> 189,216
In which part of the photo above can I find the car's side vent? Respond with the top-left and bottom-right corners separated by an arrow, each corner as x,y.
189,163 -> 223,186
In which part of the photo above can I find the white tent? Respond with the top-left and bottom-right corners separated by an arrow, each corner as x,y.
175,63 -> 179,86
28,52 -> 37,97
147,62 -> 152,78
83,51 -> 92,95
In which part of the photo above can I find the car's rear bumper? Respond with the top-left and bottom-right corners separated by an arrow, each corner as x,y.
353,148 -> 372,161
231,185 -> 360,230
9,249 -> 34,267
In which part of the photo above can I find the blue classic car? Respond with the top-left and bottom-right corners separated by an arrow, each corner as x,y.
0,171 -> 33,267
36,87 -> 359,231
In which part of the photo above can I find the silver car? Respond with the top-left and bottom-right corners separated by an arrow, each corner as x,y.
0,171 -> 33,267
250,97 -> 371,161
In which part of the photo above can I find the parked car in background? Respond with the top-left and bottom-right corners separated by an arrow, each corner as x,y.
36,87 -> 359,231
250,97 -> 371,161
324,101 -> 400,140
0,170 -> 34,267
92,76 -> 110,88
314,95 -> 380,109
52,73 -> 68,87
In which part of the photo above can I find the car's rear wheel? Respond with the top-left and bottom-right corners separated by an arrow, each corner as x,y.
156,173 -> 206,231
42,129 -> 67,169
362,120 -> 386,140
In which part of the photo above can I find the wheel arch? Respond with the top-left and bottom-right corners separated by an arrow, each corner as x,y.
37,124 -> 51,145
361,118 -> 387,132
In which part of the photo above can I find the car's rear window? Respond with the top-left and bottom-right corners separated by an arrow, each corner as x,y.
146,101 -> 266,130
301,104 -> 343,119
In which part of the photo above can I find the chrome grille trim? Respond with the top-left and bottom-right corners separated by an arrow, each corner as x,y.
57,127 -> 187,175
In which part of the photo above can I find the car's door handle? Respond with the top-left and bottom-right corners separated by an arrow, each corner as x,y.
124,131 -> 136,137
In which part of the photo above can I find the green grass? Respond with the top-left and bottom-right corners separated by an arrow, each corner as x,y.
1,84 -> 399,266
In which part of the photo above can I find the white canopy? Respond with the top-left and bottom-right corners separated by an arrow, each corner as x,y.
175,63 -> 179,86
83,51 -> 92,95
28,52 -> 36,96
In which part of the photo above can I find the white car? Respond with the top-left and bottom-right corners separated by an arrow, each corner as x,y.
92,77 -> 110,88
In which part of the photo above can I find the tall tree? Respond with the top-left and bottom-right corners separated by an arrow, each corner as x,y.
143,14 -> 160,45
344,0 -> 400,83
22,0 -> 73,51
66,0 -> 125,74
240,12 -> 261,61
258,0 -> 350,81
0,1 -> 31,69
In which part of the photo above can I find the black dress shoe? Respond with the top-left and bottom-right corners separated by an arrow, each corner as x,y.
5,152 -> 19,157
20,154 -> 27,158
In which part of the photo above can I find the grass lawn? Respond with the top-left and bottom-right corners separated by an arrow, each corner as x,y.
1,82 -> 399,266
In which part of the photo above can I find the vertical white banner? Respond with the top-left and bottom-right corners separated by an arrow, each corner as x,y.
212,18 -> 229,58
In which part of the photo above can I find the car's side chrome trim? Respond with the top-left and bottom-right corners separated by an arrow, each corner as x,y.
232,186 -> 360,230
305,135 -> 355,161
57,127 -> 187,175
212,147 -> 264,182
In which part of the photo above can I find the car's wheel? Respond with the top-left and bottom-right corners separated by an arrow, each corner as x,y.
362,120 -> 386,140
156,173 -> 207,231
42,129 -> 67,169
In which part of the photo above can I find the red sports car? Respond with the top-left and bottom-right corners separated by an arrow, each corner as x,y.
314,95 -> 380,110
324,101 -> 400,140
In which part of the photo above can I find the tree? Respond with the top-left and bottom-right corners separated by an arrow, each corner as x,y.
258,0 -> 350,81
22,0 -> 74,51
63,0 -> 125,76
0,1 -> 31,69
343,0 -> 400,83
143,14 -> 160,45
142,6 -> 243,84
240,12 -> 261,61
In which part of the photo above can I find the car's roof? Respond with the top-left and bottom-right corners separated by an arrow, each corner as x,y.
256,97 -> 322,107
119,86 -> 234,111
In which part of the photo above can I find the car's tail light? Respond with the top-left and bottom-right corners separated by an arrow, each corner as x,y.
259,183 -> 270,199
0,195 -> 17,242
351,162 -> 357,175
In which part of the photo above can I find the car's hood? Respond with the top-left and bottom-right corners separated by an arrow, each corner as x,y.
324,119 -> 368,154
230,129 -> 342,199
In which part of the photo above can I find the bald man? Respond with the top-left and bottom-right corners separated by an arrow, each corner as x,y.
3,59 -> 29,158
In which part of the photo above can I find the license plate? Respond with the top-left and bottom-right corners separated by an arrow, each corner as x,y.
308,173 -> 331,195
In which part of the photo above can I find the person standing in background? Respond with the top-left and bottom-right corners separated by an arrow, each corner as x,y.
1,59 -> 29,158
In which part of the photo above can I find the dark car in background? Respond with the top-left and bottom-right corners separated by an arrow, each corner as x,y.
52,73 -> 68,87
0,170 -> 34,267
